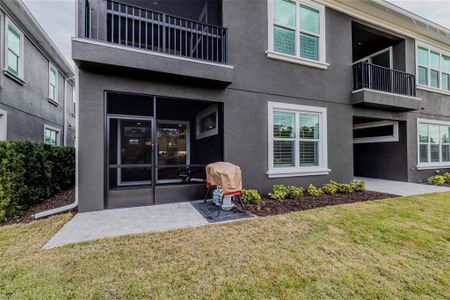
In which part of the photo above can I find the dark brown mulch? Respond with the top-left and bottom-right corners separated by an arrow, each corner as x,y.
1,187 -> 76,226
244,191 -> 399,217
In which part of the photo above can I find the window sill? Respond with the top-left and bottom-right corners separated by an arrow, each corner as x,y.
416,164 -> 450,170
48,99 -> 59,106
265,50 -> 329,70
3,70 -> 25,85
417,85 -> 450,96
267,168 -> 331,178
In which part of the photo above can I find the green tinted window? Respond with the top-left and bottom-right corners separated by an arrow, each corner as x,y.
299,113 -> 319,139
8,25 -> 20,55
442,55 -> 450,73
418,124 -> 428,143
417,47 -> 428,66
300,5 -> 319,34
431,70 -> 439,88
418,66 -> 428,85
273,111 -> 295,138
429,126 -> 440,144
430,51 -> 440,69
442,73 -> 450,91
274,26 -> 295,55
274,0 -> 295,27
7,25 -> 21,75
300,33 -> 318,60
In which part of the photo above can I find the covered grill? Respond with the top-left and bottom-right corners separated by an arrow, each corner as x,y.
206,162 -> 242,194
204,162 -> 245,211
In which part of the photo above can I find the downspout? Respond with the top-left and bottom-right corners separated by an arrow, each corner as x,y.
34,73 -> 78,219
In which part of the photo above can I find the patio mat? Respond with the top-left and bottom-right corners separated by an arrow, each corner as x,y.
191,200 -> 253,223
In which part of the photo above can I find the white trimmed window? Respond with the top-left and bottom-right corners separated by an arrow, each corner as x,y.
416,42 -> 450,92
267,0 -> 327,68
44,125 -> 60,146
268,102 -> 328,177
196,105 -> 218,140
5,18 -> 24,79
417,119 -> 450,169
48,63 -> 58,102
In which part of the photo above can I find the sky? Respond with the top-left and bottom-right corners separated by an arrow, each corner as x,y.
22,0 -> 450,67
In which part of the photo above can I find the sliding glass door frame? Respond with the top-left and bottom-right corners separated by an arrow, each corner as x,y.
156,119 -> 191,184
106,113 -> 156,207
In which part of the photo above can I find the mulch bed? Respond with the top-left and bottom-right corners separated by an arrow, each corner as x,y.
244,191 -> 398,217
1,187 -> 76,226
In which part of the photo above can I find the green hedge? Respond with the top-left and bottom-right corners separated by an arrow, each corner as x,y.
0,141 -> 75,222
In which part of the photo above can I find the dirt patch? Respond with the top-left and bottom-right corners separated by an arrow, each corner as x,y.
1,187 -> 76,226
244,191 -> 398,217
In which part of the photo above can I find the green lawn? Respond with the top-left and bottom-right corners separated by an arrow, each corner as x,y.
1,193 -> 449,299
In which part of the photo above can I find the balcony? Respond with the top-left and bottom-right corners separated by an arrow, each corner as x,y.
73,0 -> 233,85
352,62 -> 421,111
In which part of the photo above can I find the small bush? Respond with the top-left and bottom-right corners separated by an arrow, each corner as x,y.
337,183 -> 354,194
0,141 -> 75,222
321,182 -> 338,195
286,185 -> 304,199
241,189 -> 261,204
427,175 -> 446,186
269,185 -> 289,201
443,172 -> 450,183
350,180 -> 366,192
308,184 -> 323,197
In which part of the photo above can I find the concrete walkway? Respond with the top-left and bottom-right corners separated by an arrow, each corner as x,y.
44,202 -> 209,249
356,177 -> 450,196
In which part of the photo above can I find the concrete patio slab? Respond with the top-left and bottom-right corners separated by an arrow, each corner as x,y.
356,177 -> 450,196
44,202 -> 209,249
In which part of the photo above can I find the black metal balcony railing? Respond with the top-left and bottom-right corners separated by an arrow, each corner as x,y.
85,0 -> 228,64
353,62 -> 416,97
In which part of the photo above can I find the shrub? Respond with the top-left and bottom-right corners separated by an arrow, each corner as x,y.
337,183 -> 354,194
269,185 -> 289,201
0,141 -> 75,222
427,175 -> 446,186
241,189 -> 261,204
307,184 -> 323,197
443,172 -> 450,183
286,185 -> 304,199
321,182 -> 338,195
350,180 -> 366,192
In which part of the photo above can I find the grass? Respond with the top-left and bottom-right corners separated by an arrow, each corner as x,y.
0,193 -> 449,299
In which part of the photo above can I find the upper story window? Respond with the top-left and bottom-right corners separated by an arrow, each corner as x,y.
416,42 -> 450,92
5,19 -> 24,79
48,63 -> 58,103
417,119 -> 450,168
267,0 -> 327,69
267,102 -> 329,178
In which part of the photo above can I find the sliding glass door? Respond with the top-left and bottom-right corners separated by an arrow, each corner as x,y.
157,121 -> 189,183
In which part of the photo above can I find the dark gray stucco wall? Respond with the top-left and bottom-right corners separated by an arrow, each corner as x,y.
75,0 -> 450,211
353,121 -> 408,181
0,30 -> 75,146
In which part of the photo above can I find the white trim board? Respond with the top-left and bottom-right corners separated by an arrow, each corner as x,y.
353,120 -> 399,144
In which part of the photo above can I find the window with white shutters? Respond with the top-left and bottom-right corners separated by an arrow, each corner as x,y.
268,102 -> 329,177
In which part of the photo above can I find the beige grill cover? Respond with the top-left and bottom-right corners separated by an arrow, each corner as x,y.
206,162 -> 242,194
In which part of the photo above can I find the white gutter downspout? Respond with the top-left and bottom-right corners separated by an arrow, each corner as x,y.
34,73 -> 79,219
